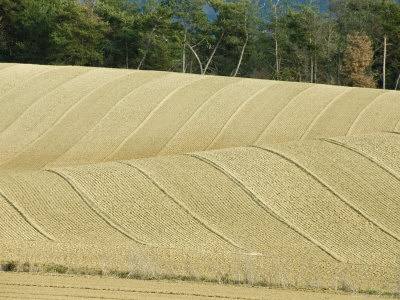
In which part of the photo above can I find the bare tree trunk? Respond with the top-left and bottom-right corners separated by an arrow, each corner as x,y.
310,57 -> 313,83
125,42 -> 129,69
275,37 -> 279,77
186,33 -> 224,75
186,43 -> 204,75
203,32 -> 224,75
310,37 -> 313,83
383,35 -> 387,89
273,0 -> 280,78
182,26 -> 187,73
314,56 -> 317,83
314,40 -> 317,83
137,54 -> 146,70
233,32 -> 248,77
137,25 -> 157,70
395,73 -> 400,90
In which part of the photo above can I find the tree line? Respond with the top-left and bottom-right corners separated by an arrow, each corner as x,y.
1,0 -> 399,89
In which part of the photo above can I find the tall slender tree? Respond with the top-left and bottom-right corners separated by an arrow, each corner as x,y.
166,0 -> 208,73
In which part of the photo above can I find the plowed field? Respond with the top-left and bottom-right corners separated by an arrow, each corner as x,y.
1,63 -> 400,298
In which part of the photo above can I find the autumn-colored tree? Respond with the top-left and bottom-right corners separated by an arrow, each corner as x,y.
343,32 -> 376,88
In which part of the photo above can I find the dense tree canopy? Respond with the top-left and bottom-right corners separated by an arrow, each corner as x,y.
0,0 -> 399,89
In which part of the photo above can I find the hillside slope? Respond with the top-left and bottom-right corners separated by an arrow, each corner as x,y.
0,63 -> 399,171
1,63 -> 400,292
2,131 -> 400,290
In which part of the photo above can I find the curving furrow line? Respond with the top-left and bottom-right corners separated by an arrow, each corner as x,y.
45,169 -> 146,245
0,66 -> 55,103
0,188 -> 55,241
253,85 -> 315,145
206,81 -> 280,151
0,67 -> 61,104
115,160 -> 244,251
320,138 -> 400,182
0,71 -> 133,168
105,76 -> 208,161
0,69 -> 91,136
47,73 -> 169,168
157,78 -> 245,156
346,91 -> 392,136
393,117 -> 400,132
250,145 -> 400,244
300,88 -> 352,140
185,152 -> 343,262
388,131 -> 400,135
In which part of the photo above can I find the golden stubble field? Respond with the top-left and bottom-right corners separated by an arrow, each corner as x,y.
0,63 -> 400,298
0,272 -> 389,300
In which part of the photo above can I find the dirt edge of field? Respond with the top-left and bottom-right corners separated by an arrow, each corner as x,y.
0,260 -> 398,299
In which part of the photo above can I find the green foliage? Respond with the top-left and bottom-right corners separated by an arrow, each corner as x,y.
0,0 -> 60,63
135,0 -> 181,70
330,0 -> 400,88
51,0 -> 108,66
95,0 -> 139,68
209,0 -> 262,76
0,0 -> 399,89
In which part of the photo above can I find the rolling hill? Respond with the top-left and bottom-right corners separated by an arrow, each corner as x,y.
0,63 -> 399,170
1,63 -> 400,293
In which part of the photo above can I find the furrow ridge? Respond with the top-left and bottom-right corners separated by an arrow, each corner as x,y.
254,85 -> 316,144
0,188 -> 55,241
0,71 -> 132,167
320,138 -> 400,182
185,152 -> 343,262
157,78 -> 245,156
45,169 -> 146,245
387,131 -> 400,135
116,160 -> 244,251
0,67 -> 60,104
346,91 -> 391,136
0,68 -> 92,136
393,118 -> 400,132
300,88 -> 352,140
106,76 -> 207,161
46,73 -> 168,167
251,145 -> 400,244
206,81 -> 280,150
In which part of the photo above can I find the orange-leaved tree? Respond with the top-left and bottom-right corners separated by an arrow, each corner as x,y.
343,32 -> 376,88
